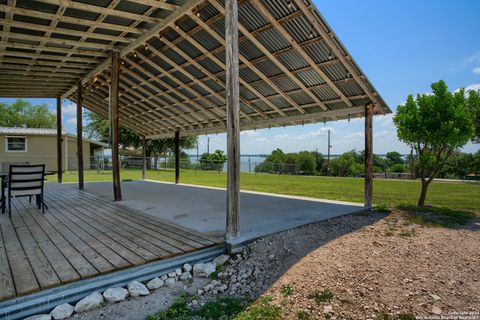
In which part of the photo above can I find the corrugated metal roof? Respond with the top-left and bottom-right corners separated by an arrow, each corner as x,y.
0,0 -> 390,138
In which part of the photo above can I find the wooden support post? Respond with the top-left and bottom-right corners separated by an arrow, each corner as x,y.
76,82 -> 84,190
364,103 -> 374,207
225,0 -> 241,240
142,136 -> 146,180
56,97 -> 63,183
175,131 -> 180,184
111,51 -> 122,201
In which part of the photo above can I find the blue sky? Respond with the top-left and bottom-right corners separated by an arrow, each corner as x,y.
1,0 -> 479,155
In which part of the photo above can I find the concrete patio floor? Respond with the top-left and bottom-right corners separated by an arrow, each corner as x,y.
82,180 -> 367,248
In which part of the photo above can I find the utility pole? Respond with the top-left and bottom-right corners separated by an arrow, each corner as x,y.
410,146 -> 414,180
207,136 -> 210,155
196,139 -> 199,174
326,129 -> 331,175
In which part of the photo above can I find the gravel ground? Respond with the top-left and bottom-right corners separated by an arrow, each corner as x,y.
73,210 -> 480,319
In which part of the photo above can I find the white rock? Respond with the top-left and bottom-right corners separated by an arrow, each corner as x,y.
197,289 -> 204,295
183,263 -> 192,272
179,272 -> 191,281
323,305 -> 333,315
146,277 -> 164,290
430,294 -> 441,301
268,254 -> 275,260
175,268 -> 182,276
50,303 -> 74,320
25,315 -> 51,320
103,287 -> 129,303
165,278 -> 176,287
160,274 -> 168,281
432,305 -> 442,315
127,281 -> 149,297
213,254 -> 230,267
168,272 -> 177,278
193,262 -> 216,277
74,292 -> 104,313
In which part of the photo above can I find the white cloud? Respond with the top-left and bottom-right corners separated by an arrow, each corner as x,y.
374,113 -> 395,128
465,52 -> 480,65
66,117 -> 77,125
294,126 -> 335,140
240,130 -> 259,138
464,83 -> 480,92
61,101 -> 77,116
473,67 -> 480,75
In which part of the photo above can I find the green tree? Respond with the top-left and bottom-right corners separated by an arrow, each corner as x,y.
199,150 -> 227,171
390,163 -> 406,173
394,80 -> 476,207
466,90 -> 480,142
296,151 -> 316,175
0,99 -> 56,128
443,152 -> 474,179
386,151 -> 404,166
84,111 -> 197,164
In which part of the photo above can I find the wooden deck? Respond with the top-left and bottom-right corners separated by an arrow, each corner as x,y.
0,183 -> 221,301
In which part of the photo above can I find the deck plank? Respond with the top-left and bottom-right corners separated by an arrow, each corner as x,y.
56,187 -> 218,246
16,197 -> 93,280
47,195 -> 160,261
48,191 -> 174,256
10,202 -> 60,289
14,199 -> 80,284
0,183 -> 222,301
52,190 -> 194,253
0,225 -> 16,301
46,196 -> 145,266
0,216 -> 40,295
44,200 -> 131,269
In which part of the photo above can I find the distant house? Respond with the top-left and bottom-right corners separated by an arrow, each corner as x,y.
0,127 -> 108,172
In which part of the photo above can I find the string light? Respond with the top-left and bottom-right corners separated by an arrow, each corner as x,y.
287,0 -> 293,10
145,43 -> 149,51
328,50 -> 333,60
121,60 -> 124,65
175,23 -> 179,30
309,27 -> 314,39
159,33 -> 163,40
133,51 -> 137,58
196,7 -> 201,17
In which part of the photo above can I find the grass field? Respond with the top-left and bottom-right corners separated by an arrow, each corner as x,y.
46,168 -> 480,214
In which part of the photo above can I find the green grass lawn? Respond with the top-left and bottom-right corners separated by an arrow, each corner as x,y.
47,168 -> 480,214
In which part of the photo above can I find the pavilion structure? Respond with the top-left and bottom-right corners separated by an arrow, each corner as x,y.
0,0 -> 390,240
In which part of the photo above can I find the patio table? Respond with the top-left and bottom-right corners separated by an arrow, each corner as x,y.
0,171 -> 54,214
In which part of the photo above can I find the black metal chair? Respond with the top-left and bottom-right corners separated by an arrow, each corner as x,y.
7,164 -> 47,218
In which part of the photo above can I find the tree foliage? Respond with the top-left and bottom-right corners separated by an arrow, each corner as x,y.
84,111 -> 197,156
0,99 -> 56,128
393,80 -> 476,207
199,150 -> 227,171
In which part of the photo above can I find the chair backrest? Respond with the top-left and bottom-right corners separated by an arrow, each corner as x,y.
2,161 -> 30,173
8,164 -> 45,197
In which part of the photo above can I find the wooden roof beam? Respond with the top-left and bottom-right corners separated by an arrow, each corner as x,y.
62,0 -> 206,99
189,11 -> 307,115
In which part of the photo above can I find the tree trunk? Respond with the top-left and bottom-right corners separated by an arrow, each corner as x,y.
417,178 -> 429,207
145,149 -> 152,170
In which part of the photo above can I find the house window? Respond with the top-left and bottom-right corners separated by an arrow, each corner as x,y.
6,137 -> 27,152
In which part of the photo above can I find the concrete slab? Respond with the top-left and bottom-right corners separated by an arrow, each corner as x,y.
82,180 -> 366,247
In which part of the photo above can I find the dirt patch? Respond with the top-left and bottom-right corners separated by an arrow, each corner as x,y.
247,211 -> 480,319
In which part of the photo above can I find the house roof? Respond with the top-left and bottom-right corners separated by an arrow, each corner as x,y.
0,0 -> 390,139
0,127 -> 108,147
